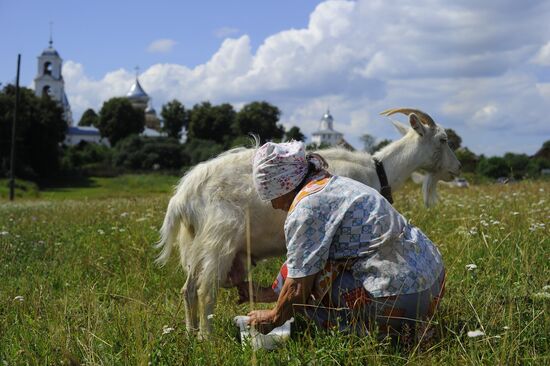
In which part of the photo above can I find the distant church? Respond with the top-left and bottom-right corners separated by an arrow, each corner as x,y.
126,73 -> 161,133
33,35 -> 163,145
34,36 -> 73,125
311,109 -> 344,147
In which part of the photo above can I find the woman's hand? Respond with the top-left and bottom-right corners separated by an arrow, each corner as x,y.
247,309 -> 277,334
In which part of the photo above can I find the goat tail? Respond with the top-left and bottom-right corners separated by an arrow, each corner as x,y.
155,195 -> 192,266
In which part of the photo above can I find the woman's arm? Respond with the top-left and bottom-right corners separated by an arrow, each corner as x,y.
248,274 -> 316,334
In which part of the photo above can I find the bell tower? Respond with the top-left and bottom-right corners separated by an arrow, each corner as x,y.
34,28 -> 73,125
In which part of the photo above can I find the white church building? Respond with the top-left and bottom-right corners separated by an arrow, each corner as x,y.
33,37 -> 162,146
311,109 -> 344,147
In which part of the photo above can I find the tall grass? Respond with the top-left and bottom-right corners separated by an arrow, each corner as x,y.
0,179 -> 548,365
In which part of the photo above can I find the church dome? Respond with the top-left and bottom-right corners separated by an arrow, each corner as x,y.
127,78 -> 149,101
41,46 -> 60,57
320,109 -> 334,130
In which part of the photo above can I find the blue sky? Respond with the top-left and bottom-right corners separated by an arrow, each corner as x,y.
1,0 -> 550,156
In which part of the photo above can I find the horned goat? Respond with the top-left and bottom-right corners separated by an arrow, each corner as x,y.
156,108 -> 461,337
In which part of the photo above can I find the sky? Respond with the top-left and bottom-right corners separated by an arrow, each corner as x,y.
1,0 -> 549,156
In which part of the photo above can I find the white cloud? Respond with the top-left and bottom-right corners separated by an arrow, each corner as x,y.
63,61 -> 134,112
63,0 -> 550,155
472,104 -> 498,125
147,39 -> 177,53
213,27 -> 240,38
532,42 -> 550,66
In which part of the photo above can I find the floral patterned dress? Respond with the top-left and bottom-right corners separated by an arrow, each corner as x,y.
273,173 -> 446,336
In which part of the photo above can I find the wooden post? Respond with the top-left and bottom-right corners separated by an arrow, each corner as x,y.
9,54 -> 21,201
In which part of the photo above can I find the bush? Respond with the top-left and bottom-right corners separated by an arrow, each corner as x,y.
0,179 -> 40,198
114,135 -> 186,171
526,157 -> 550,178
62,141 -> 113,170
181,139 -> 225,166
477,156 -> 509,179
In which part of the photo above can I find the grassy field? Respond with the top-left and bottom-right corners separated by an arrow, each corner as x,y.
0,176 -> 548,365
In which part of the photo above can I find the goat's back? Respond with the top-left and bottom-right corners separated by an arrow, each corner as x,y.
319,149 -> 379,190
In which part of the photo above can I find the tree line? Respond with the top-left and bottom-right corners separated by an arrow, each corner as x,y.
1,83 -> 548,184
0,85 -> 305,182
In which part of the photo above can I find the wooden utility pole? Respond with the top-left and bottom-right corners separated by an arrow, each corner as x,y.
9,54 -> 21,201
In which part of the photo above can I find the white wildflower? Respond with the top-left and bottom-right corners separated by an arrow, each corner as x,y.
542,285 -> 550,291
465,264 -> 478,271
528,223 -> 544,231
503,326 -> 510,330
97,229 -> 105,235
532,292 -> 550,300
120,212 -> 129,218
119,228 -> 126,232
207,314 -> 215,320
13,295 -> 24,302
0,231 -> 8,236
511,212 -> 520,216
467,330 -> 485,338
162,325 -> 175,335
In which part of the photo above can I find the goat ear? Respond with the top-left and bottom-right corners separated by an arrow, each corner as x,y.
409,113 -> 426,136
392,120 -> 409,136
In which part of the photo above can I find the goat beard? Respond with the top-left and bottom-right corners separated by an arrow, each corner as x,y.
422,173 -> 440,207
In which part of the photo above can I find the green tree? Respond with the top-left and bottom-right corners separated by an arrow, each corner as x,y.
372,139 -> 392,153
233,101 -> 284,143
0,85 -> 67,179
182,138 -> 225,165
161,99 -> 187,139
477,156 -> 509,179
61,141 -> 113,173
533,140 -> 550,160
526,157 -> 550,177
455,147 -> 479,173
306,142 -> 331,150
78,108 -> 99,127
114,135 -> 186,170
503,153 -> 530,179
360,134 -> 376,153
187,102 -> 236,145
97,97 -> 145,146
445,128 -> 462,151
284,126 -> 305,142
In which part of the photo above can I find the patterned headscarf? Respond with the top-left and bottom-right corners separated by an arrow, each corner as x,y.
252,141 -> 308,201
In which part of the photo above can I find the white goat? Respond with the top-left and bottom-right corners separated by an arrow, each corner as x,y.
156,108 -> 461,337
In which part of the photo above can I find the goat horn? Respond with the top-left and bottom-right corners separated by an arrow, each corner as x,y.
380,108 -> 436,127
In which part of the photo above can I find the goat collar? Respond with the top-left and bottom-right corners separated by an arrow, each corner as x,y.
373,157 -> 394,204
